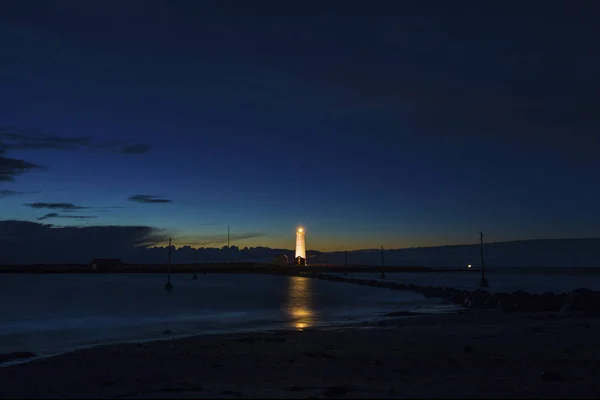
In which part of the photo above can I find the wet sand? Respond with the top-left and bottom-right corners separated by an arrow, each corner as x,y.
1,310 -> 600,398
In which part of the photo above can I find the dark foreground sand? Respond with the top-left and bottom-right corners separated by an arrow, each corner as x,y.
1,310 -> 600,399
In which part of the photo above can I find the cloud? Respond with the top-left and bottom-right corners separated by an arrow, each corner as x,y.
0,127 -> 151,183
25,202 -> 86,211
0,154 -> 45,182
175,232 -> 265,247
0,189 -> 23,197
0,220 -> 168,264
0,189 -> 40,198
0,128 -> 151,155
128,194 -> 173,204
37,213 -> 97,221
1,129 -> 89,151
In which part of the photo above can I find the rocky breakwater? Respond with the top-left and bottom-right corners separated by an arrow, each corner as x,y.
300,272 -> 600,314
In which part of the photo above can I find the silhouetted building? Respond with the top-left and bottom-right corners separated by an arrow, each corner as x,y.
273,254 -> 288,266
295,256 -> 306,266
90,258 -> 123,271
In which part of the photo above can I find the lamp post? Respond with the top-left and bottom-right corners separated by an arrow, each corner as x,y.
479,232 -> 489,288
164,238 -> 174,291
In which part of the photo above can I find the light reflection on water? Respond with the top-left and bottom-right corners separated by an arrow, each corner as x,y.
0,273 -> 447,357
283,276 -> 319,329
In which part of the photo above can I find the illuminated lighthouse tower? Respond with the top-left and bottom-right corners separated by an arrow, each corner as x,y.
295,227 -> 307,266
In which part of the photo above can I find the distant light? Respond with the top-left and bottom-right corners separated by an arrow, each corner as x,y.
468,264 -> 472,268
298,228 -> 303,233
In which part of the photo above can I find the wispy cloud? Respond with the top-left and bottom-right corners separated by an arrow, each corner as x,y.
0,127 -> 151,183
37,213 -> 97,221
128,194 -> 173,204
0,189 -> 22,197
0,189 -> 41,198
174,232 -> 265,247
25,202 -> 86,211
0,153 -> 45,182
0,128 -> 151,155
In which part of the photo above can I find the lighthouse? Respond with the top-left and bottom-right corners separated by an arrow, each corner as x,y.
295,227 -> 306,266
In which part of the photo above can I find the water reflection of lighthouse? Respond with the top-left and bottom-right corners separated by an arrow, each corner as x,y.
284,276 -> 318,329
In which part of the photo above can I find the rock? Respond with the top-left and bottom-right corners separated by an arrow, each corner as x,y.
528,292 -> 563,312
302,351 -> 337,359
512,290 -> 535,312
265,337 -> 286,343
463,345 -> 475,354
467,289 -> 490,309
561,288 -> 600,313
221,390 -> 242,396
449,291 -> 467,305
499,296 -> 517,312
483,293 -> 500,308
540,370 -> 562,381
322,386 -> 349,397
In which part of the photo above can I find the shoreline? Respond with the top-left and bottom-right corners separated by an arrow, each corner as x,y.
0,307 -> 459,368
2,310 -> 600,398
0,264 -> 475,274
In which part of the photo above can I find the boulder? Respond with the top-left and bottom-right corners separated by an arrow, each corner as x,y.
512,290 -> 535,312
466,289 -> 491,309
560,288 -> 600,313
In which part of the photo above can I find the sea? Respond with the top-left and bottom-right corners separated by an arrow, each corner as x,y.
1,268 -> 599,363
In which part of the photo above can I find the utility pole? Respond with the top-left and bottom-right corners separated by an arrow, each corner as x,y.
380,246 -> 386,279
479,232 -> 489,287
192,248 -> 198,280
164,238 -> 173,291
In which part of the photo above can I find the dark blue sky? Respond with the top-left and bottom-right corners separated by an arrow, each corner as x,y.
1,1 -> 599,251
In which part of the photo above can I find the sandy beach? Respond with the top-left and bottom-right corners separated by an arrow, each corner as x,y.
1,310 -> 599,399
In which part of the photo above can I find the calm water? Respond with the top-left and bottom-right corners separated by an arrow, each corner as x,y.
333,269 -> 600,293
0,273 -> 451,359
